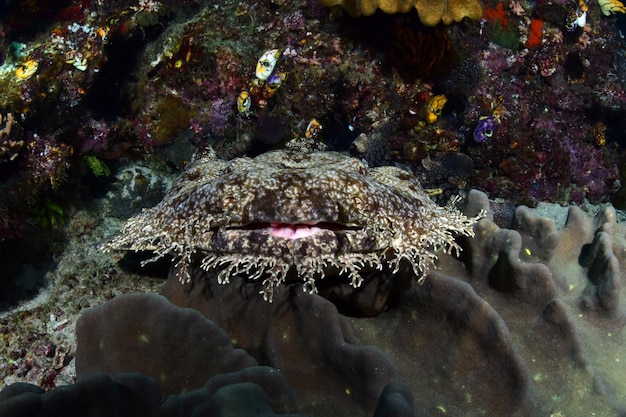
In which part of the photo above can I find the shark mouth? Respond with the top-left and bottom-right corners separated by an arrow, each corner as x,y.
228,222 -> 362,240
269,223 -> 323,239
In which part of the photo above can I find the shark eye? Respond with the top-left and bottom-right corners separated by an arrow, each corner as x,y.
484,129 -> 493,137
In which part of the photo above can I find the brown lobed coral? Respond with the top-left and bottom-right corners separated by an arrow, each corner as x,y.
1,362 -> 305,417
318,0 -> 484,26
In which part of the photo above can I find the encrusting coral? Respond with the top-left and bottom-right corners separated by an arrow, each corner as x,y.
104,148 -> 481,301
318,0 -> 484,26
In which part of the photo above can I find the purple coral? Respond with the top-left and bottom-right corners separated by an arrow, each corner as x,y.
560,138 -> 619,203
77,119 -> 112,154
283,10 -> 306,31
24,133 -> 72,188
209,98 -> 235,134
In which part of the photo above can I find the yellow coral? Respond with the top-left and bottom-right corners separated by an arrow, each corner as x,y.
319,0 -> 483,26
15,60 -> 39,80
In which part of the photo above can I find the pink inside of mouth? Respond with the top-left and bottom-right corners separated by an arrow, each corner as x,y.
270,223 -> 322,239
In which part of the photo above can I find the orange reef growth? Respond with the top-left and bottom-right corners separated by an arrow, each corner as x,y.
483,2 -> 508,27
525,18 -> 543,48
483,2 -> 520,49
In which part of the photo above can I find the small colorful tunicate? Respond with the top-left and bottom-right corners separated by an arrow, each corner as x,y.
305,118 -> 322,138
96,26 -> 110,41
425,95 -> 447,124
66,50 -> 89,71
594,122 -> 607,147
237,90 -> 251,113
566,0 -> 588,30
473,115 -> 500,143
565,10 -> 586,30
241,50 -> 286,112
263,72 -> 287,99
255,49 -> 281,80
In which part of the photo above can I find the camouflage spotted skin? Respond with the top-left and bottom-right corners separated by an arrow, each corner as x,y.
105,149 -> 481,301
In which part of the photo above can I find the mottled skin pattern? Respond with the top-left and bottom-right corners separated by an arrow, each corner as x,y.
105,149 -> 481,301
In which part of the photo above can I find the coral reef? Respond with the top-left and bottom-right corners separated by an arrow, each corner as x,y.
0,0 -> 624,249
0,203 -> 164,389
104,149 -> 481,301
1,0 -> 626,414
77,292 -> 397,415
23,133 -> 73,189
363,12 -> 456,81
